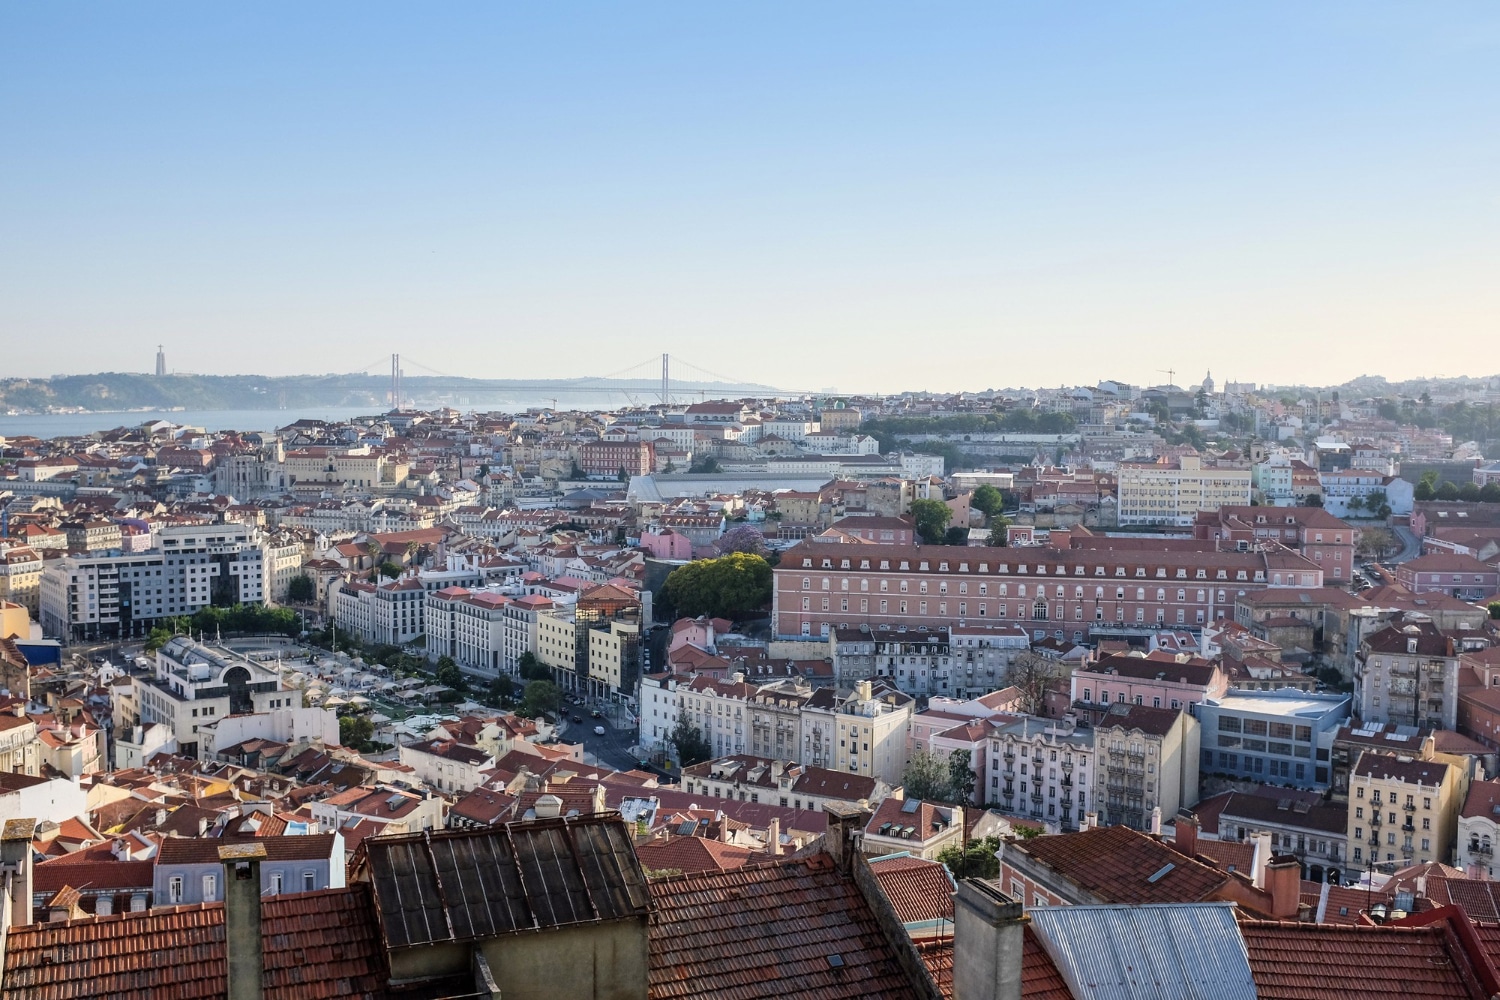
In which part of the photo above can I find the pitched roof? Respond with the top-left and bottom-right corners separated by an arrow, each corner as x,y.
1,885 -> 389,1000
634,836 -> 765,875
1015,825 -> 1228,904
1240,918 -> 1491,1000
156,834 -> 336,866
364,813 -> 650,949
868,854 -> 955,925
646,854 -> 920,1000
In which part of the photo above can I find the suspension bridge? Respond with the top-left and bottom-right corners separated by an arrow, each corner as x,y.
340,353 -> 812,409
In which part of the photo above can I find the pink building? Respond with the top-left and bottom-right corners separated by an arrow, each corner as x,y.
1069,650 -> 1228,724
637,526 -> 693,561
1394,553 -> 1500,602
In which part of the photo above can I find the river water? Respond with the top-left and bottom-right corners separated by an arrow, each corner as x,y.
0,407 -> 388,438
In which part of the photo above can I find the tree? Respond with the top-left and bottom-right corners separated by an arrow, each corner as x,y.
1490,602 -> 1500,621
987,528 -> 1009,546
948,749 -> 976,805
144,625 -> 176,653
938,835 -> 1001,880
1436,480 -> 1461,502
434,656 -> 467,692
1010,651 -> 1061,716
661,552 -> 773,620
716,524 -> 769,558
1482,483 -> 1500,504
1460,482 -> 1482,502
944,526 -> 970,546
1301,493 -> 1324,507
1415,479 -> 1436,502
901,749 -> 951,802
339,715 -> 375,752
668,717 -> 713,766
910,498 -> 952,545
520,679 -> 561,719
378,560 -> 403,579
487,673 -> 515,704
517,652 -> 550,681
1347,496 -> 1364,513
1357,527 -> 1396,559
971,485 -> 1007,519
287,574 -> 315,603
688,456 -> 723,474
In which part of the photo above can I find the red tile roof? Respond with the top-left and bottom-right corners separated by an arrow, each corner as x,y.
868,854 -> 955,926
1015,824 -> 1228,904
647,854 -> 920,1000
635,836 -> 766,874
2,885 -> 389,1000
1241,918 -> 1491,999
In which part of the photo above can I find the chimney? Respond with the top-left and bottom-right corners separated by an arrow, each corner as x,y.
219,842 -> 266,1000
1175,812 -> 1199,858
1149,806 -> 1162,836
1250,831 -> 1273,889
2,817 -> 36,930
857,680 -> 873,702
533,794 -> 563,819
822,802 -> 870,873
1265,857 -> 1301,920
767,816 -> 782,857
953,879 -> 1026,1000
1083,811 -> 1098,831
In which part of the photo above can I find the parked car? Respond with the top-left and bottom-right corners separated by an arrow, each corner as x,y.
571,715 -> 582,723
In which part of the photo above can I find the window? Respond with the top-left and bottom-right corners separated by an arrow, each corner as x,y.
202,874 -> 217,902
303,871 -> 316,892
169,876 -> 183,904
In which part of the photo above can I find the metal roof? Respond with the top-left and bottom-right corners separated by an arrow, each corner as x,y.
1028,902 -> 1256,1000
365,813 -> 651,949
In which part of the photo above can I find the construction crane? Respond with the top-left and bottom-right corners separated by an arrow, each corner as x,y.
1157,368 -> 1176,388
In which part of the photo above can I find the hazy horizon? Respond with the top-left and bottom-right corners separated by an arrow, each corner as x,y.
4,4 -> 1497,392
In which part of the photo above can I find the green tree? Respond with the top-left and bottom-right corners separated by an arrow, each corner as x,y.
971,485 -> 1007,519
520,679 -> 562,718
910,498 -> 952,545
901,749 -> 951,802
144,625 -> 176,653
1415,479 -> 1436,502
1435,480 -> 1461,501
661,552 -> 773,620
688,456 -> 723,474
287,574 -> 316,603
938,835 -> 1001,880
378,560 -> 403,579
1490,602 -> 1500,621
668,717 -> 713,766
987,528 -> 1009,546
1301,493 -> 1324,507
487,673 -> 515,704
1482,483 -> 1500,504
1460,482 -> 1482,502
517,652 -> 550,681
339,714 -> 375,752
434,656 -> 467,692
944,526 -> 970,546
948,748 -> 976,805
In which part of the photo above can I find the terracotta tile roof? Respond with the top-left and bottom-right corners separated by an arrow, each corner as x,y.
1021,925 -> 1074,1000
1241,918 -> 1491,999
33,858 -> 154,894
1016,825 -> 1228,904
868,854 -> 954,926
646,853 -> 920,1000
156,834 -> 336,866
635,836 -> 766,874
2,885 -> 389,1000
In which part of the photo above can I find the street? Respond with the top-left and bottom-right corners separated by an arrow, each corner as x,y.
558,711 -> 643,773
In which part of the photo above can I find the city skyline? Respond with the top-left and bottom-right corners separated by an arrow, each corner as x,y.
4,4 -> 1498,389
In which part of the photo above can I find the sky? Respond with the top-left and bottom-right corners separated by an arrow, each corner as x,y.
2,3 -> 1498,394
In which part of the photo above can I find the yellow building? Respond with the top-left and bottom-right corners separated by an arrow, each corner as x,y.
0,600 -> 31,643
833,679 -> 915,787
1347,752 -> 1464,868
0,546 -> 43,618
588,619 -> 640,701
1117,455 -> 1253,527
536,607 -> 585,693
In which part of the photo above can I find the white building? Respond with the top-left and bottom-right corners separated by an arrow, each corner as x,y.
113,638 -> 294,758
40,523 -> 268,640
984,716 -> 1095,832
1457,778 -> 1500,878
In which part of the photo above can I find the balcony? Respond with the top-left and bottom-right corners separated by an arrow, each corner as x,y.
1369,813 -> 1382,828
1401,821 -> 1415,833
1472,843 -> 1494,857
1403,801 -> 1416,813
1061,760 -> 1074,773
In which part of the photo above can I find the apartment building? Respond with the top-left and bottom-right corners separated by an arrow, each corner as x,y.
832,679 -> 915,786
747,679 -> 814,762
579,441 -> 654,479
1092,703 -> 1200,832
639,673 -> 682,756
40,523 -> 267,640
1193,506 -> 1359,583
773,540 -> 1321,641
1456,778 -> 1500,878
1354,617 -> 1489,732
1069,651 -> 1227,724
984,716 -> 1094,831
1394,553 -> 1500,602
681,754 -> 887,811
1116,455 -> 1252,527
1347,753 -> 1463,868
588,618 -> 641,702
262,534 -> 305,603
678,673 -> 758,759
0,545 -> 43,617
829,623 -> 1028,698
330,576 -> 425,647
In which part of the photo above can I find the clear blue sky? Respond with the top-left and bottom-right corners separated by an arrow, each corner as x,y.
2,3 -> 1497,392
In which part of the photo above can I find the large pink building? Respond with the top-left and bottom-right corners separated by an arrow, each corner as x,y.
771,539 -> 1322,641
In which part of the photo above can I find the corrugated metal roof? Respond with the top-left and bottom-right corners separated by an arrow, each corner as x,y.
366,813 -> 650,949
1028,902 -> 1256,1000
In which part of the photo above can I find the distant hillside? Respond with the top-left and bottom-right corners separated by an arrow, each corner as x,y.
0,372 -> 778,413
